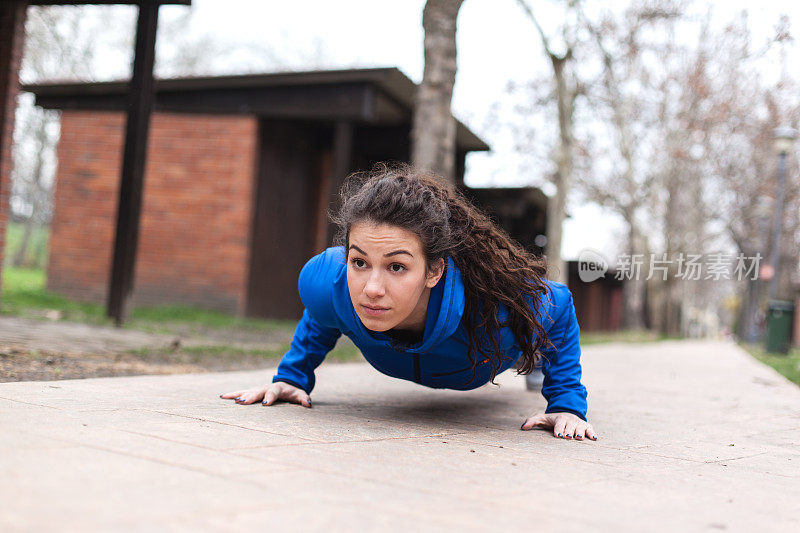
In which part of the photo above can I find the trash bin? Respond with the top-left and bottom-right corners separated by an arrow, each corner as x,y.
765,300 -> 795,354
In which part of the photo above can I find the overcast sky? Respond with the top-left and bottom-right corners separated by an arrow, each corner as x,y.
116,1 -> 800,260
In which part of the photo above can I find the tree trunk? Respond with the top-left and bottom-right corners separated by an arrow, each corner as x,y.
12,112 -> 49,269
623,223 -> 647,330
411,0 -> 464,183
738,277 -> 761,342
544,55 -> 573,284
11,217 -> 35,268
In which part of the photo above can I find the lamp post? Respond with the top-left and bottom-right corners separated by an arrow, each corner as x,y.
763,126 -> 797,353
743,196 -> 772,343
768,126 -> 797,300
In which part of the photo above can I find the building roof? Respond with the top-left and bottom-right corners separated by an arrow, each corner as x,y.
24,67 -> 490,152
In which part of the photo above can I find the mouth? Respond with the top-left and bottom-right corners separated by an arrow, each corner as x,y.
361,304 -> 390,316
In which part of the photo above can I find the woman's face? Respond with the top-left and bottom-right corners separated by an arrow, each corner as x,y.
347,220 -> 444,332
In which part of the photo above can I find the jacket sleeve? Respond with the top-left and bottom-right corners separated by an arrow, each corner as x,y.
271,308 -> 342,394
271,249 -> 343,394
538,286 -> 589,421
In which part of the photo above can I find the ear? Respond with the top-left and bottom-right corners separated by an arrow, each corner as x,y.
425,258 -> 446,288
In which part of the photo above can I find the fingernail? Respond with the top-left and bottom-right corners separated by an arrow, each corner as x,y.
520,423 -> 526,430
558,433 -> 563,437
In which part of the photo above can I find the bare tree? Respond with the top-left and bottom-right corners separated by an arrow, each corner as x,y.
693,12 -> 800,341
411,0 -> 464,183
10,5 -> 107,269
642,10 -> 718,337
494,2 -> 797,339
9,96 -> 58,268
576,1 -> 684,330
515,0 -> 584,284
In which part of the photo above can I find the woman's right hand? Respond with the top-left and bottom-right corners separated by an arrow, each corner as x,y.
219,381 -> 312,408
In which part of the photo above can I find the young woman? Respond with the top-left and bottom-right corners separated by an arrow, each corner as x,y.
222,162 -> 597,441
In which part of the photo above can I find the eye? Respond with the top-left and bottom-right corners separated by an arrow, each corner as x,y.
389,263 -> 406,273
351,258 -> 367,269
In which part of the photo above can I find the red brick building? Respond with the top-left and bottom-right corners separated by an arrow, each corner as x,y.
50,111 -> 258,314
25,69 -> 491,319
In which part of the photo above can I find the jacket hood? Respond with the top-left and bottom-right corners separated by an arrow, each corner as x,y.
329,246 -> 465,354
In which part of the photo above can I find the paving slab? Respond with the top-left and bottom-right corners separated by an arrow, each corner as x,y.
1,339 -> 799,532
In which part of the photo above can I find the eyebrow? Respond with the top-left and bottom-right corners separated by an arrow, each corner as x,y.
349,244 -> 414,258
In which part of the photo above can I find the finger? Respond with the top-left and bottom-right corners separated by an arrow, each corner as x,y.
292,390 -> 312,408
262,388 -> 278,406
236,393 -> 256,404
554,416 -> 568,438
563,419 -> 579,440
520,413 -> 548,431
573,423 -> 586,441
586,424 -> 599,441
220,390 -> 246,399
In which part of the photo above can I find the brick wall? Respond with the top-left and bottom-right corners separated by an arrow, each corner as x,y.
0,2 -> 28,309
48,110 -> 258,315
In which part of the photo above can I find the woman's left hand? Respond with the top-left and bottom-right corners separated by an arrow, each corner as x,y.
521,412 -> 598,441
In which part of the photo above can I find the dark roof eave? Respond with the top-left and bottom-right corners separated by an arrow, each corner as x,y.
22,67 -> 491,152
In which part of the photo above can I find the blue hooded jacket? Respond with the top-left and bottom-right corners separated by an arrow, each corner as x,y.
271,246 -> 589,421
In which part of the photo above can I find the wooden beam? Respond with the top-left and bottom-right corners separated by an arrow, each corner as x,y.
313,148 -> 333,254
0,2 -> 28,312
325,121 -> 353,246
106,2 -> 158,326
32,84 -> 374,122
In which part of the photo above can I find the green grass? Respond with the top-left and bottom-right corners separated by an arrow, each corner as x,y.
579,329 -> 680,345
0,266 -> 105,323
737,342 -> 800,386
125,304 -> 298,336
0,265 -> 297,331
3,221 -> 50,270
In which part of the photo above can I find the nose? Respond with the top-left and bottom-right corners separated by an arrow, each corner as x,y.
363,271 -> 385,299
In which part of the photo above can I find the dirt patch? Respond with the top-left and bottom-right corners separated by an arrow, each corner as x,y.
0,344 -> 281,382
0,316 -> 361,382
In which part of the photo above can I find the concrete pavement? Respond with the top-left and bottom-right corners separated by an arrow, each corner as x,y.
1,339 -> 799,532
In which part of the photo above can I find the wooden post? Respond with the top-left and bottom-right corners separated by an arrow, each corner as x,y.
106,2 -> 159,326
325,120 -> 353,246
0,1 -> 27,311
313,149 -> 332,254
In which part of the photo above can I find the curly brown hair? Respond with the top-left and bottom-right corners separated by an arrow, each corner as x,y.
330,161 -> 556,387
